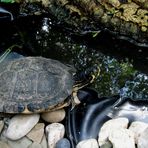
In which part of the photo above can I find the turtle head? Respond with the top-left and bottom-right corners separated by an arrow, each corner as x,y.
71,65 -> 100,110
73,64 -> 100,90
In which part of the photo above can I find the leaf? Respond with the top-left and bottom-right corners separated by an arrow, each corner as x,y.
0,0 -> 15,3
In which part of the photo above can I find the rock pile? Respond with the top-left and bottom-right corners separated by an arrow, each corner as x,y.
0,111 -> 148,148
0,109 -> 70,148
98,117 -> 148,148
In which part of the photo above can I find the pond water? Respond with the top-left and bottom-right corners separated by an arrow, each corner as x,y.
0,15 -> 148,100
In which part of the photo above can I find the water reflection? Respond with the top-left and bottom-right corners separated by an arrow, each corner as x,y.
0,15 -> 148,100
121,73 -> 148,100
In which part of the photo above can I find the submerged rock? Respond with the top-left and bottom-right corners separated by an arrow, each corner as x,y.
46,123 -> 65,148
5,114 -> 40,140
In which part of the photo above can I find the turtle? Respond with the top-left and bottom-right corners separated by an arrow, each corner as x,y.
0,56 -> 100,114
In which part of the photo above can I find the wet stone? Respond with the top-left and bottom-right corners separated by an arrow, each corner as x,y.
41,109 -> 66,123
55,138 -> 71,148
46,123 -> 65,148
5,114 -> 40,140
27,123 -> 45,143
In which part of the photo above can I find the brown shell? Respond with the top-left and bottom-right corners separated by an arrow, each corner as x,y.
0,57 -> 73,113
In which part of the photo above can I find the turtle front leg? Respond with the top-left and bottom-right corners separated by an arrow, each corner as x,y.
71,91 -> 81,110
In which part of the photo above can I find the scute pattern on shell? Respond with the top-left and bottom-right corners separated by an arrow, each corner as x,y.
0,57 -> 73,113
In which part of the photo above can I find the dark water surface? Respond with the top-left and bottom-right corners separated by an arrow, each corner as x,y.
0,15 -> 148,100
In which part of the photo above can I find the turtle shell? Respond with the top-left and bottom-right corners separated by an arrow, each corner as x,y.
0,57 -> 73,113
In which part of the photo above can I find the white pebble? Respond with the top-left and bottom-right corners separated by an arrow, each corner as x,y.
40,134 -> 48,148
109,128 -> 135,148
137,127 -> 148,148
46,123 -> 65,148
98,117 -> 129,147
129,121 -> 148,144
5,114 -> 40,140
76,139 -> 99,148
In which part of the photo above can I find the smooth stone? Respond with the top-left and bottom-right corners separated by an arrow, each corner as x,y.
98,117 -> 129,147
0,129 -> 8,142
7,136 -> 32,148
0,120 -> 4,134
5,114 -> 40,140
27,123 -> 45,143
40,134 -> 48,148
108,129 -> 135,148
28,142 -> 42,148
0,129 -> 32,148
129,121 -> 148,144
0,141 -> 10,148
41,109 -> 66,123
76,139 -> 99,148
137,127 -> 148,148
46,123 -> 65,148
56,138 -> 71,148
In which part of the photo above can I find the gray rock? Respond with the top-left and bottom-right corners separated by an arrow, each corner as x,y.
7,136 -> 32,148
40,134 -> 47,148
0,120 -> 4,134
0,129 -> 8,142
41,109 -> 66,123
0,141 -> 10,148
56,138 -> 71,148
27,123 -> 45,143
0,130 -> 32,148
28,142 -> 42,148
5,114 -> 40,140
